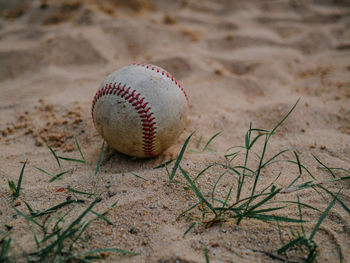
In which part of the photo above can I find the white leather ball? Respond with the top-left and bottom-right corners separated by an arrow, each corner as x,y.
92,63 -> 188,158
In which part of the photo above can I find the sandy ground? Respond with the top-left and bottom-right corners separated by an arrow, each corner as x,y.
1,0 -> 350,262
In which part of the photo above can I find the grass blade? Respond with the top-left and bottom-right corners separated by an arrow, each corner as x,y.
170,132 -> 194,181
57,156 -> 86,164
277,236 -> 306,254
196,136 -> 202,149
75,136 -> 86,162
0,237 -> 11,259
23,200 -> 36,216
153,159 -> 175,169
69,248 -> 139,259
261,149 -> 289,169
8,180 -> 16,195
183,222 -> 197,237
245,213 -> 306,223
318,185 -> 350,215
32,199 -> 80,218
14,160 -> 27,198
47,144 -> 61,170
204,247 -> 210,263
13,207 -> 42,227
194,164 -> 214,182
176,202 -> 201,220
312,154 -> 335,178
271,98 -> 300,135
66,186 -> 94,197
179,166 -> 217,216
34,166 -> 54,177
201,132 -> 221,152
297,194 -> 306,236
91,210 -> 115,226
48,171 -> 68,183
246,189 -> 281,214
309,192 -> 339,240
94,141 -> 104,177
129,172 -> 148,181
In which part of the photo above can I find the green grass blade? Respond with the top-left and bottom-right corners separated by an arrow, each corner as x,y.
217,164 -> 241,176
57,156 -> 86,164
286,175 -> 301,190
40,199 -> 99,257
204,247 -> 210,263
69,248 -> 139,259
286,160 -> 316,180
91,210 -> 115,226
34,166 -> 54,177
47,144 -> 61,170
260,172 -> 282,194
318,167 -> 350,174
179,166 -> 217,216
176,202 -> 201,220
75,136 -> 86,162
211,173 -> 225,203
293,151 -> 302,175
196,136 -> 202,149
271,98 -> 300,135
251,206 -> 286,214
48,171 -> 68,183
190,132 -> 221,153
183,222 -> 197,237
14,160 -> 27,198
318,185 -> 350,215
246,189 -> 281,213
309,192 -> 339,240
8,180 -> 16,195
66,186 -> 94,197
153,159 -> 175,169
297,194 -> 305,236
32,199 -> 80,218
13,207 -> 42,227
245,213 -> 306,223
277,236 -> 306,254
277,201 -> 319,211
261,150 -> 289,169
194,165 -> 214,182
23,200 -> 36,216
170,132 -> 194,181
0,237 -> 11,259
94,141 -> 105,177
245,122 -> 252,149
222,186 -> 233,209
249,133 -> 266,150
129,172 -> 148,181
201,132 -> 221,152
312,154 -> 335,178
29,225 -> 40,248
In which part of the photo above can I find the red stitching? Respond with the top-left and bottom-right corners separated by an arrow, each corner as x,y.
132,62 -> 188,102
91,82 -> 157,157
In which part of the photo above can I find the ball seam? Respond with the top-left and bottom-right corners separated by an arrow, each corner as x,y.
92,82 -> 157,157
132,62 -> 188,102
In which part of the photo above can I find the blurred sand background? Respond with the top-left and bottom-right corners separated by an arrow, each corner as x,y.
0,0 -> 350,262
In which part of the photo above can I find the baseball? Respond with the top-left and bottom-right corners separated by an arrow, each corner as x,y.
91,63 -> 188,158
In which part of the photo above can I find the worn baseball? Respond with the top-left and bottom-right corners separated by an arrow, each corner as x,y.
91,63 -> 188,158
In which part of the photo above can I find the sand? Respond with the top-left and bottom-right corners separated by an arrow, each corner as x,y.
1,0 -> 350,262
